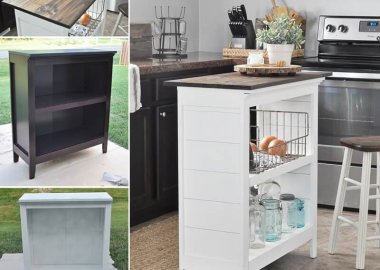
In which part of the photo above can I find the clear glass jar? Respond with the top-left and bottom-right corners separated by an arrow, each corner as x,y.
258,180 -> 281,200
295,198 -> 305,228
249,197 -> 266,249
280,193 -> 297,233
261,198 -> 282,242
247,51 -> 264,65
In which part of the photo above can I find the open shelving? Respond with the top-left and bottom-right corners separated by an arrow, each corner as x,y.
9,49 -> 116,179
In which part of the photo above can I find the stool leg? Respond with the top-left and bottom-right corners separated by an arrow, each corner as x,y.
376,152 -> 380,248
328,147 -> 353,254
356,152 -> 372,270
112,12 -> 123,36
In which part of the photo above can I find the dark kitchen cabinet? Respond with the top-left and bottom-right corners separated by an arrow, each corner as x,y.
130,65 -> 234,226
0,2 -> 15,33
9,49 -> 115,179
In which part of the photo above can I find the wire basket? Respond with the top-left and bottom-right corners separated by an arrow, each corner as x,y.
250,109 -> 309,174
69,0 -> 105,36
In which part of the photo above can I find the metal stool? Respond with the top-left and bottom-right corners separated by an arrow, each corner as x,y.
112,3 -> 128,36
328,136 -> 380,269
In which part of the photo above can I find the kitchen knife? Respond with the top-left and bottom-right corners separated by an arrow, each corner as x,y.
228,10 -> 234,21
240,4 -> 248,21
232,7 -> 238,21
236,7 -> 244,21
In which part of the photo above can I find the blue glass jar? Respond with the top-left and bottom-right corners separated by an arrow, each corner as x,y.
261,199 -> 282,242
280,193 -> 297,233
295,198 -> 305,228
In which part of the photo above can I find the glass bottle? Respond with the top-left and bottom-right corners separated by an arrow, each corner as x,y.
258,180 -> 281,200
280,193 -> 297,233
295,198 -> 305,228
261,198 -> 282,242
249,196 -> 266,249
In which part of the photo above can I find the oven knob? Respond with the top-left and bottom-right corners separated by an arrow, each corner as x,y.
326,24 -> 336,33
338,25 -> 348,33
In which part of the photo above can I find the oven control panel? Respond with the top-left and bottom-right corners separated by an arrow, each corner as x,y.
318,16 -> 380,42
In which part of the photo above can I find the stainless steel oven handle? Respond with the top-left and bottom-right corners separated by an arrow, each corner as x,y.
330,72 -> 380,80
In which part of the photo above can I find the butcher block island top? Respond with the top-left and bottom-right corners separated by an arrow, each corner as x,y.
3,0 -> 95,28
165,71 -> 331,90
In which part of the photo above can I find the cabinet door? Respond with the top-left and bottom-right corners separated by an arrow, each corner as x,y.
156,104 -> 178,208
130,107 -> 156,222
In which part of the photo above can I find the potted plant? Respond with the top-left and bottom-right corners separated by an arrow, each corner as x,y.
256,15 -> 304,66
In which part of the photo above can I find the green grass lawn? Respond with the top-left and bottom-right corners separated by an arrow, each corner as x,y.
0,55 -> 128,149
0,188 -> 128,270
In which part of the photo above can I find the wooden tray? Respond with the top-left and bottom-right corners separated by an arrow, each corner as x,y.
223,48 -> 304,61
234,64 -> 302,76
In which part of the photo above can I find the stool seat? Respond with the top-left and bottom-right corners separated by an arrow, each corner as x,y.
118,3 -> 128,16
341,136 -> 380,152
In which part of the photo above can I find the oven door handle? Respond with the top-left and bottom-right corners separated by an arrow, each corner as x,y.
329,72 -> 380,80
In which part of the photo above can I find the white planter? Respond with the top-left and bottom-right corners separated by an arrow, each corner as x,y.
266,44 -> 294,66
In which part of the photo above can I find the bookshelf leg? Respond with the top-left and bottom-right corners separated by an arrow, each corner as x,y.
29,163 -> 36,179
13,152 -> 19,163
102,141 -> 108,154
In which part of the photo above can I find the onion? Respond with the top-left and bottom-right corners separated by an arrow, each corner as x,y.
268,139 -> 287,157
259,135 -> 277,152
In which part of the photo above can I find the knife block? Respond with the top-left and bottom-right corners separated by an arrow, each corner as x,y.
229,20 -> 256,49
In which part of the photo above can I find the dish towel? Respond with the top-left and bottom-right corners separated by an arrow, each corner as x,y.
130,64 -> 142,113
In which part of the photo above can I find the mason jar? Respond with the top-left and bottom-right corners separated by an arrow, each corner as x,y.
280,193 -> 297,233
261,198 -> 282,242
249,197 -> 266,249
295,198 -> 305,228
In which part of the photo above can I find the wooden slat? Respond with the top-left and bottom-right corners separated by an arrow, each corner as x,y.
3,0 -> 96,28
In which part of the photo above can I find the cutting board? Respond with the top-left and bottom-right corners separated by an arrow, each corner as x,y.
234,64 -> 302,76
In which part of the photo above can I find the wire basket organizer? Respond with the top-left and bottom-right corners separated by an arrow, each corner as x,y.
69,0 -> 105,36
250,109 -> 309,174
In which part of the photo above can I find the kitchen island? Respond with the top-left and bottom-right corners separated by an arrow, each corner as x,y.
166,71 -> 330,270
3,0 -> 107,36
130,52 -> 245,225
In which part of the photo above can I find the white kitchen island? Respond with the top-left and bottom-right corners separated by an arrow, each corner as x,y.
166,71 -> 330,270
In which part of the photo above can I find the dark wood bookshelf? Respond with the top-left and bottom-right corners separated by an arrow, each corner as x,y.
9,49 -> 116,179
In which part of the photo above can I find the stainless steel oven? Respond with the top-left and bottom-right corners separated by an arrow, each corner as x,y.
291,15 -> 380,210
318,72 -> 380,210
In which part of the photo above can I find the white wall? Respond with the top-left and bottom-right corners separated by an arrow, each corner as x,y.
130,0 -> 200,52
198,0 -> 380,55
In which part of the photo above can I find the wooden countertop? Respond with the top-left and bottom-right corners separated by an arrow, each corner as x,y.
3,0 -> 95,28
165,71 -> 332,90
132,52 -> 246,75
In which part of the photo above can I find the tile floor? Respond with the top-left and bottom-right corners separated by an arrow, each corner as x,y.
0,124 -> 129,186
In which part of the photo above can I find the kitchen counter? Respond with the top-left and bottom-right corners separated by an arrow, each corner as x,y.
3,0 -> 95,28
166,71 -> 331,90
133,52 -> 246,75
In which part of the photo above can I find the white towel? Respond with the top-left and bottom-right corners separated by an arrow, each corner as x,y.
129,64 -> 142,113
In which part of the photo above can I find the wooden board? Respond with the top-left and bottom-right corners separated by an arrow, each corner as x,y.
3,0 -> 96,28
223,48 -> 304,60
234,64 -> 302,76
